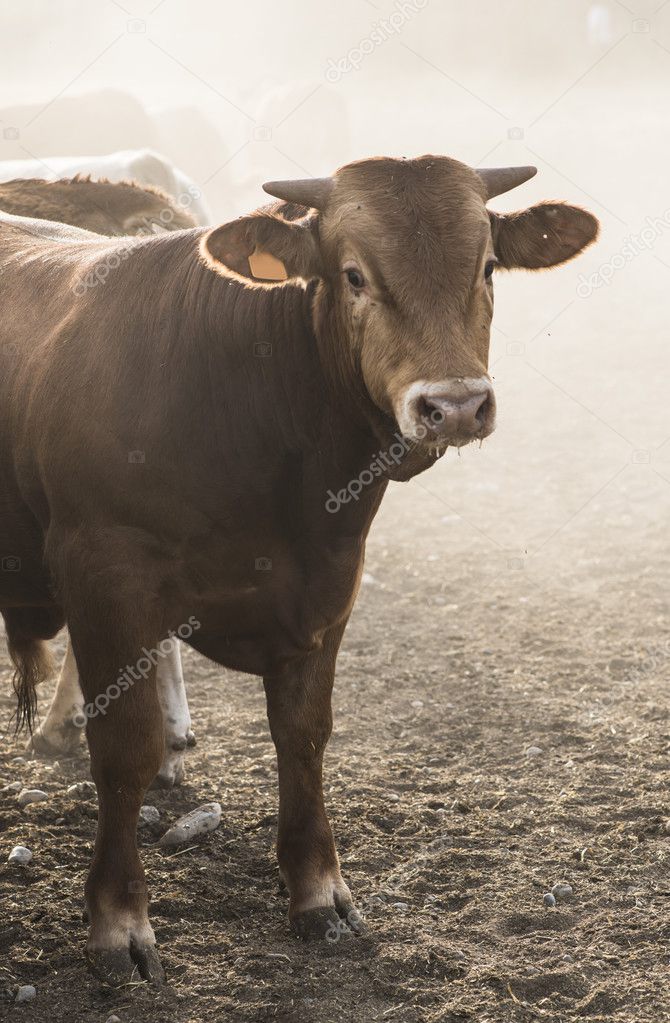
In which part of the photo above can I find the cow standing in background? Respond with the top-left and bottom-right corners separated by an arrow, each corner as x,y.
0,176 -> 196,235
0,176 -> 197,788
0,155 -> 598,985
0,149 -> 212,226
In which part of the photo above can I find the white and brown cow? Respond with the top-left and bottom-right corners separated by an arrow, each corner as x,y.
0,176 -> 198,787
0,149 -> 212,227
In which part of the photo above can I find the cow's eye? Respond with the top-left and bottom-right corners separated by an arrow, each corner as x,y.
484,259 -> 497,282
345,267 -> 365,290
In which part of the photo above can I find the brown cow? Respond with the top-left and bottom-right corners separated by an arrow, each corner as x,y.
0,175 -> 196,235
0,155 -> 598,985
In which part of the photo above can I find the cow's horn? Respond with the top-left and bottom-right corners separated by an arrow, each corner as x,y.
262,177 -> 333,209
476,165 -> 537,200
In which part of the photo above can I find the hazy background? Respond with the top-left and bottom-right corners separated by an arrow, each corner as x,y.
0,0 -> 668,615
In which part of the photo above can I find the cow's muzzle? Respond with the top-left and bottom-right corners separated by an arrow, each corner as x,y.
396,377 -> 496,446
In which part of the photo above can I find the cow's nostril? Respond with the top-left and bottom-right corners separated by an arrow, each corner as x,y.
475,395 -> 491,425
418,396 -> 437,422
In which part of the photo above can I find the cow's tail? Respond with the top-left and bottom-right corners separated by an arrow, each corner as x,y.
3,608 -> 56,733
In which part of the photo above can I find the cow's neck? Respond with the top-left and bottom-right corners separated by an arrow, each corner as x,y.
190,270 -> 388,509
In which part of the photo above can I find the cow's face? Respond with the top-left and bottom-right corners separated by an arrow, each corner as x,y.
316,158 -> 499,449
203,156 -> 598,452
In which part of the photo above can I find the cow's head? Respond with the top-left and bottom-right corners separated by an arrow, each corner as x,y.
203,156 -> 598,452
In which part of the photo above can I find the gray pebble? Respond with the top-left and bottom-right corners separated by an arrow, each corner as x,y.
525,745 -> 544,758
2,781 -> 22,793
105,1016 -> 122,1023
10,756 -> 27,765
8,845 -> 32,865
551,883 -> 574,901
139,805 -> 160,824
16,985 -> 36,1002
17,788 -> 48,807
66,781 -> 96,799
543,892 -> 557,908
391,902 -> 409,911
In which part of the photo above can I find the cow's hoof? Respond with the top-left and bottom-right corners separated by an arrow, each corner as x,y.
87,943 -> 165,987
28,722 -> 82,758
291,903 -> 364,943
149,759 -> 185,790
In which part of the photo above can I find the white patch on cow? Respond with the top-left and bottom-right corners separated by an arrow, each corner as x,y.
30,641 -> 83,755
395,376 -> 494,441
31,635 -> 193,788
289,873 -> 355,914
153,639 -> 194,789
86,903 -> 156,951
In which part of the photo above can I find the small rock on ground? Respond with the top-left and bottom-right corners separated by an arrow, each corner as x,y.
17,788 -> 48,807
8,845 -> 32,865
139,805 -> 160,824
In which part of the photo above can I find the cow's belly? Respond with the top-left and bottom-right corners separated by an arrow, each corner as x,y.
168,535 -> 364,677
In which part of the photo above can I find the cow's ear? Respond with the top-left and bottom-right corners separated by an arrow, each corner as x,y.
202,212 -> 323,282
490,202 -> 599,270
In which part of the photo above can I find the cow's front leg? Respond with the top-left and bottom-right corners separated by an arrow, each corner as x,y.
29,638 -> 84,756
68,610 -> 166,985
264,624 -> 362,941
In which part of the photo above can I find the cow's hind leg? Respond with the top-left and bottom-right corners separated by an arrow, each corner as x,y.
68,608 -> 166,985
264,624 -> 362,942
30,634 -> 195,786
151,638 -> 196,789
30,639 -> 84,756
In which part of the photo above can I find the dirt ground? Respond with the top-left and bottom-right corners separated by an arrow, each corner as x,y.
1,428 -> 669,1023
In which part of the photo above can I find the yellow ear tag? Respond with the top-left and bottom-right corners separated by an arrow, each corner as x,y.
248,247 -> 288,281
